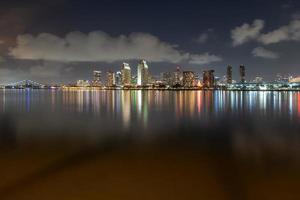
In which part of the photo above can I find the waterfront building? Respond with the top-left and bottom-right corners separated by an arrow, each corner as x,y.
276,73 -> 293,83
203,70 -> 215,88
131,75 -> 137,85
115,71 -> 122,86
227,65 -> 233,84
92,70 -> 102,86
253,76 -> 263,84
106,71 -> 115,87
240,65 -> 246,83
173,66 -> 182,86
161,72 -> 173,86
137,59 -> 149,86
121,63 -> 132,86
76,80 -> 90,87
183,71 -> 195,87
289,76 -> 300,83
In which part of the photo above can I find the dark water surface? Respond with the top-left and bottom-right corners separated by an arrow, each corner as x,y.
0,89 -> 300,132
0,89 -> 300,199
1,89 -> 300,157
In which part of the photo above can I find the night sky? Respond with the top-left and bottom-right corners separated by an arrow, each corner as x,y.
0,0 -> 300,84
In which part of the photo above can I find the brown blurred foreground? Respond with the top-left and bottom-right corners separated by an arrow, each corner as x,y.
0,139 -> 300,200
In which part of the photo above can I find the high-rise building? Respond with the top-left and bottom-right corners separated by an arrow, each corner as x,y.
115,71 -> 122,86
106,71 -> 115,87
240,65 -> 246,83
173,66 -> 182,86
137,60 -> 149,86
226,65 -> 233,84
121,63 -> 132,86
92,70 -> 102,86
203,70 -> 215,88
161,72 -> 172,86
183,71 -> 195,87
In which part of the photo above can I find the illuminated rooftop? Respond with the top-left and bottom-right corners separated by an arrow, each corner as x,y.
290,77 -> 300,83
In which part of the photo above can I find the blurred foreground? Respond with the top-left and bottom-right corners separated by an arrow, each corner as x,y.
0,123 -> 300,200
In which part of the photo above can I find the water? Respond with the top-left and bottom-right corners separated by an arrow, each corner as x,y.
0,89 -> 300,138
1,89 -> 300,199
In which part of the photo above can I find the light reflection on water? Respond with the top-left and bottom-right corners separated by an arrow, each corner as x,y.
0,89 -> 299,136
2,90 -> 300,114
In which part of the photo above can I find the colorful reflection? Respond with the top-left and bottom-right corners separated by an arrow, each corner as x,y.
0,90 -> 299,132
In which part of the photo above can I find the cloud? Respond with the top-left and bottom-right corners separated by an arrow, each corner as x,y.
9,31 -> 221,65
195,33 -> 208,44
252,47 -> 279,59
231,19 -> 265,46
9,31 -> 187,63
232,18 -> 300,45
189,53 -> 222,65
258,19 -> 300,44
195,29 -> 214,44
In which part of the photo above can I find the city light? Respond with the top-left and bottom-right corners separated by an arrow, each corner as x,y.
1,61 -> 300,91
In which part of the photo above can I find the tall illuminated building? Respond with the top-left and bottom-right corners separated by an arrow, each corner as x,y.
182,71 -> 195,87
161,72 -> 172,86
226,65 -> 233,84
115,71 -> 122,86
173,66 -> 182,86
106,71 -> 115,87
92,70 -> 102,86
121,63 -> 132,86
240,65 -> 246,83
137,59 -> 149,86
203,70 -> 215,88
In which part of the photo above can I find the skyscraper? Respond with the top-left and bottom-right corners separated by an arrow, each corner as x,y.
183,71 -> 195,87
106,71 -> 115,87
203,70 -> 215,88
240,65 -> 246,83
115,71 -> 122,86
161,72 -> 172,86
92,70 -> 102,86
173,66 -> 182,86
227,65 -> 232,84
121,63 -> 132,86
137,59 -> 149,86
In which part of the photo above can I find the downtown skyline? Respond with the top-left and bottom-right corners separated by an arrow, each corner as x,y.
0,0 -> 300,84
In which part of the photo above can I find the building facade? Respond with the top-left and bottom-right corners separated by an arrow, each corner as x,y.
92,70 -> 102,86
77,80 -> 90,87
183,71 -> 195,87
240,65 -> 246,83
137,60 -> 149,86
227,65 -> 232,84
121,63 -> 132,86
115,71 -> 122,86
203,70 -> 215,88
106,71 -> 115,87
173,66 -> 182,86
161,72 -> 173,86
